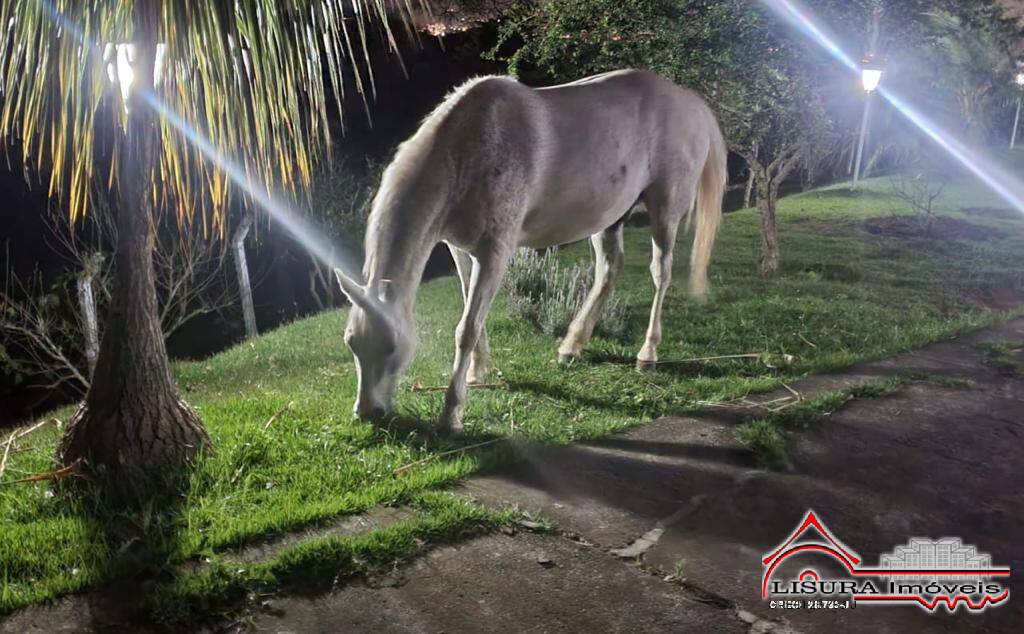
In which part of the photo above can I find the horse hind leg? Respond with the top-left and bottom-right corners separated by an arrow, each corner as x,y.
448,242 -> 492,383
557,221 -> 626,363
637,184 -> 695,370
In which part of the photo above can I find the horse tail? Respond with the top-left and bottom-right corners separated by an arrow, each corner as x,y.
689,111 -> 727,299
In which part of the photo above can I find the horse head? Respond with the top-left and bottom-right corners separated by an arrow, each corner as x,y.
335,269 -> 414,420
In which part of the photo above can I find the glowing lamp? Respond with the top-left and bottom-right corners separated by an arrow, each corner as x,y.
1016,72 -> 1024,87
859,54 -> 884,93
861,68 -> 882,92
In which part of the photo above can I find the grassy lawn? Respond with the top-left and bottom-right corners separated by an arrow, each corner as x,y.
2,170 -> 1024,622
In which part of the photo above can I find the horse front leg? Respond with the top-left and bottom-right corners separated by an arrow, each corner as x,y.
558,222 -> 625,363
441,245 -> 510,435
447,242 -> 493,383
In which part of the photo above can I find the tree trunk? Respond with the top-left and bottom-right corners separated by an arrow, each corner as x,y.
744,169 -> 756,209
308,265 -> 325,311
743,141 -> 758,209
232,210 -> 258,339
758,181 -> 781,279
57,18 -> 209,503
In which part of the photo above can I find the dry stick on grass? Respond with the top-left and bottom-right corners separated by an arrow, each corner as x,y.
0,418 -> 58,480
798,333 -> 818,349
644,353 -> 768,366
767,384 -> 804,413
0,459 -> 82,487
10,418 -> 58,443
0,431 -> 16,480
263,401 -> 296,431
393,437 -> 507,477
410,382 -> 508,393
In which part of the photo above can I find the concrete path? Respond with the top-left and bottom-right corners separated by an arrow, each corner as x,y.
253,318 -> 1024,633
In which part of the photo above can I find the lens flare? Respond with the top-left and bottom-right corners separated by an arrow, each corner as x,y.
140,89 -> 363,278
760,0 -> 1024,214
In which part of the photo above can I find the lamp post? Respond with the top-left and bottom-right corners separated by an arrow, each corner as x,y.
1011,72 -> 1024,150
852,58 -> 883,189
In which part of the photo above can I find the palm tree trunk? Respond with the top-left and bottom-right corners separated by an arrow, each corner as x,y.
57,13 -> 209,502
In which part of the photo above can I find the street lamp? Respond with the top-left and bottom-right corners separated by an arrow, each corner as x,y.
852,57 -> 883,189
1011,71 -> 1024,150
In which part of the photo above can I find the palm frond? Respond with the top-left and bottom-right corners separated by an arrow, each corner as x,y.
0,1 -> 412,232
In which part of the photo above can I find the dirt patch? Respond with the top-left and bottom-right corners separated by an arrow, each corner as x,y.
962,206 -> 1023,221
967,286 -> 1024,311
862,216 -> 1000,241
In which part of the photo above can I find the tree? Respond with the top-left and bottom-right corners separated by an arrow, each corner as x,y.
0,1 -> 403,502
714,7 -> 838,277
493,0 -> 1018,278
1,206 -> 239,394
494,0 -> 836,277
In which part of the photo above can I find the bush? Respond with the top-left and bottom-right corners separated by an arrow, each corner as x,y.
504,248 -> 631,341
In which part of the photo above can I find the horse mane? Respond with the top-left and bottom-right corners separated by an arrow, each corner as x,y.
363,75 -> 513,278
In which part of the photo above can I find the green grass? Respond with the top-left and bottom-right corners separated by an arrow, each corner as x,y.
148,491 -> 516,626
737,377 -> 907,470
978,340 -> 1024,376
3,172 -> 1024,621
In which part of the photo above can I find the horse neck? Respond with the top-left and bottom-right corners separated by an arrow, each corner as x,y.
362,206 -> 438,321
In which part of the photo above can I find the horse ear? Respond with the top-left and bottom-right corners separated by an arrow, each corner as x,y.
334,269 -> 392,326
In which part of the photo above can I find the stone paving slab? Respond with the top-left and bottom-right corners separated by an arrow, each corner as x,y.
453,318 -> 1024,633
252,531 -> 746,633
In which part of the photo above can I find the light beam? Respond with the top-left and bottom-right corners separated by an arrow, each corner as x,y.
759,0 -> 1024,214
32,0 -> 366,282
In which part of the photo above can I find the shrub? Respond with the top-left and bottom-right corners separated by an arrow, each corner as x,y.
504,248 -> 631,341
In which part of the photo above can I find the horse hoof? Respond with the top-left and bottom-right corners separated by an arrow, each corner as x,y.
438,407 -> 465,437
558,353 -> 579,365
635,359 -> 658,372
438,421 -> 465,437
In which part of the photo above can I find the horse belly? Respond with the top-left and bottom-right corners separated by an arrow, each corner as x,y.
518,172 -> 644,248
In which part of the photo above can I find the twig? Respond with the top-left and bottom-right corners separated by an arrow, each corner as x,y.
410,382 -> 507,393
0,431 -> 16,480
797,332 -> 818,348
647,353 -> 763,366
782,383 -> 802,401
263,401 -> 295,431
767,400 -> 802,414
7,419 -> 56,444
0,459 -> 82,487
393,438 -> 506,477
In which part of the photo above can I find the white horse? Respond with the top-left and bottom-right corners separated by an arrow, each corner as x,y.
335,69 -> 726,434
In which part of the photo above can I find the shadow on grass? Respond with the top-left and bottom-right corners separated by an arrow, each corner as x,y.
50,479 -> 196,631
581,349 -> 776,380
506,378 -> 689,420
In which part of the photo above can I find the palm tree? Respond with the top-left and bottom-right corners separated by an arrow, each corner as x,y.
0,0 -> 405,502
